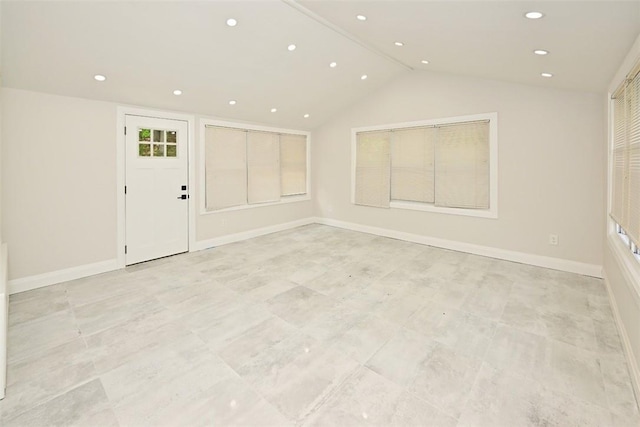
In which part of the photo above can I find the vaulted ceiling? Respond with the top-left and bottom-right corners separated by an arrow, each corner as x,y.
2,1 -> 639,130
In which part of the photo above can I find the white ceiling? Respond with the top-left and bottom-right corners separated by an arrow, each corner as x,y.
2,1 -> 639,130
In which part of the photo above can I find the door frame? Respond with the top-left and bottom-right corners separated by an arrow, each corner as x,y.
116,106 -> 196,269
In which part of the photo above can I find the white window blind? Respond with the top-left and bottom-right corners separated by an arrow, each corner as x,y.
627,69 -> 640,244
435,121 -> 490,209
280,134 -> 307,196
391,127 -> 435,203
247,131 -> 281,204
205,126 -> 247,211
611,91 -> 628,226
355,131 -> 391,208
612,63 -> 640,247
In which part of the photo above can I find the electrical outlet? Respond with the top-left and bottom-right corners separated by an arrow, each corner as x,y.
549,234 -> 559,246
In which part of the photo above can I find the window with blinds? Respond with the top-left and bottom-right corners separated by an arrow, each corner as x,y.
352,114 -> 496,216
204,124 -> 308,212
611,61 -> 640,253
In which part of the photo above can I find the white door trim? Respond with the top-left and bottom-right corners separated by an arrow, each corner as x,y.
116,106 -> 196,269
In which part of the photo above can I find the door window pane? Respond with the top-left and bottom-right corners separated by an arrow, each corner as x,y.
153,130 -> 165,142
153,144 -> 165,157
139,144 -> 151,157
139,128 -> 151,142
166,145 -> 177,157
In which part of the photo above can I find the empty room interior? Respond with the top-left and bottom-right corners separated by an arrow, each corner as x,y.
1,0 -> 640,426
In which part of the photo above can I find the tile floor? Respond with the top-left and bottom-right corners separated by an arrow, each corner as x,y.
1,224 -> 639,426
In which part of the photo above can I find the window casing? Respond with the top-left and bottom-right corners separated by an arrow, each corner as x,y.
201,121 -> 310,213
351,113 -> 498,218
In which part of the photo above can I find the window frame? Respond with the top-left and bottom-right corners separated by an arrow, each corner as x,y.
608,72 -> 640,291
351,112 -> 498,219
199,119 -> 311,215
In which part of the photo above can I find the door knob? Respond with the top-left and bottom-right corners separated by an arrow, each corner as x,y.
177,194 -> 189,200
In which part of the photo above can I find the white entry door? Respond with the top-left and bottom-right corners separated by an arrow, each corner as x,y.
125,115 -> 189,265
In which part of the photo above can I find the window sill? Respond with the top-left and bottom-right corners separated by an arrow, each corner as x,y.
608,231 -> 640,301
389,200 -> 498,219
200,194 -> 311,215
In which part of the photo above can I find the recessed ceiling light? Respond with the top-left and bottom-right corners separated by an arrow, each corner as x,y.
525,11 -> 544,19
329,62 -> 337,68
271,108 -> 277,113
287,44 -> 296,51
226,18 -> 237,27
534,49 -> 549,55
303,114 -> 310,118
173,89 -> 182,96
541,72 -> 553,78
361,74 -> 368,80
421,60 -> 429,64
394,41 -> 404,47
356,15 -> 367,21
94,74 -> 106,82
229,100 -> 237,105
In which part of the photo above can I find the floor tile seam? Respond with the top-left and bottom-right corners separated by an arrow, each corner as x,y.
595,349 -> 640,417
294,362 -> 364,427
67,286 -> 154,311
74,298 -> 168,338
1,374 -> 104,424
481,326 -> 608,396
395,365 -> 462,422
6,330 -> 85,367
356,316 -> 405,368
513,332 -> 611,410
7,305 -> 73,329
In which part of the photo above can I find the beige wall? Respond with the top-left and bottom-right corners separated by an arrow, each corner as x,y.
1,88 -> 313,281
313,70 -> 605,266
604,31 -> 640,397
2,89 -> 117,279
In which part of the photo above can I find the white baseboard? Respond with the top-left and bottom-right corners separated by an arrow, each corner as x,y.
7,216 -> 603,297
8,259 -> 119,295
315,217 -> 603,278
191,217 -> 317,251
603,270 -> 640,407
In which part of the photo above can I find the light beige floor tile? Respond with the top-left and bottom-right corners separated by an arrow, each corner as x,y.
600,356 -> 640,421
235,335 -> 359,421
4,225 -> 636,426
303,366 -> 456,427
100,333 -> 231,407
366,327 -> 439,387
593,318 -> 625,355
245,279 -> 299,301
458,363 -> 612,427
484,324 -> 547,378
74,291 -> 165,336
66,270 -> 157,307
188,304 -> 274,351
265,286 -> 337,327
330,313 -> 400,364
406,302 -> 497,359
146,376 -> 293,427
2,379 -> 118,427
406,344 -> 482,419
7,309 -> 80,363
1,338 -> 95,420
217,316 -> 302,370
540,309 -> 599,352
156,280 -> 242,316
8,283 -> 69,326
540,340 -> 607,406
86,316 -> 192,375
